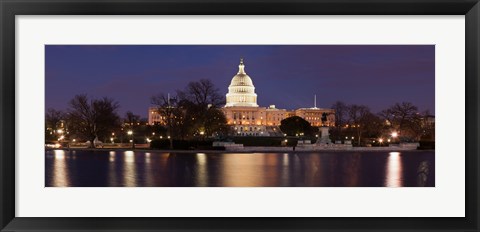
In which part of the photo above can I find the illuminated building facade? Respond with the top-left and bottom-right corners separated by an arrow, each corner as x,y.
294,108 -> 335,127
222,59 -> 335,136
148,107 -> 167,125
148,58 -> 336,136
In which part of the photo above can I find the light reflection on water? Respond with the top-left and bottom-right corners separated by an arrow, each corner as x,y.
195,153 -> 208,186
45,151 -> 434,187
52,150 -> 70,187
123,151 -> 137,187
385,152 -> 403,187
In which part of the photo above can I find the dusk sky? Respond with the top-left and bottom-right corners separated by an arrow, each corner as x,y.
45,45 -> 435,118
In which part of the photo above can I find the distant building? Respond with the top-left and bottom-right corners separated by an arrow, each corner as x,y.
148,107 -> 167,125
294,107 -> 335,127
148,58 -> 336,136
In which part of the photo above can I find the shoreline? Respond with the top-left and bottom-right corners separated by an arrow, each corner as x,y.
46,147 -> 434,153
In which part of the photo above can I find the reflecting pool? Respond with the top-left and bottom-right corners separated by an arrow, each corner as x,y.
45,150 -> 434,187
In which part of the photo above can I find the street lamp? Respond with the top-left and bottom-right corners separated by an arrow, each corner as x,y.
127,130 -> 134,149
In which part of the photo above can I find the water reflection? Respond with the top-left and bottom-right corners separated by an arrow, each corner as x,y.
46,151 -> 434,187
221,153 -> 267,186
52,150 -> 70,187
108,151 -> 118,186
417,161 -> 430,187
195,153 -> 208,186
109,151 -> 115,162
123,151 -> 137,187
385,152 -> 404,187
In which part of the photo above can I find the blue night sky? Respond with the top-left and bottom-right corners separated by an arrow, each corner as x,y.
45,45 -> 435,118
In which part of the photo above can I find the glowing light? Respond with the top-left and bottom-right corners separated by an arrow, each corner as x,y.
385,152 -> 403,187
57,129 -> 63,134
391,132 -> 398,138
379,138 -> 384,143
123,151 -> 136,186
145,152 -> 151,164
127,130 -> 133,135
52,150 -> 69,186
199,131 -> 205,135
387,139 -> 391,142
124,151 -> 135,163
109,151 -> 116,162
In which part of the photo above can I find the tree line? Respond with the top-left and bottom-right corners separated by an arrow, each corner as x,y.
45,79 -> 229,148
330,101 -> 434,145
45,78 -> 433,148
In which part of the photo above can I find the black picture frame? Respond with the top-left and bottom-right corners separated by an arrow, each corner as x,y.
1,0 -> 479,231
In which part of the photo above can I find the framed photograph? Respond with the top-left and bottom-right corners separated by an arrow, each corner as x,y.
1,0 -> 478,231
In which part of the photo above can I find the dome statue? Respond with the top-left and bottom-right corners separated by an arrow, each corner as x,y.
225,58 -> 259,107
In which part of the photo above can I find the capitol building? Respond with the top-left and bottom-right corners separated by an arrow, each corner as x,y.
221,58 -> 335,136
148,58 -> 335,136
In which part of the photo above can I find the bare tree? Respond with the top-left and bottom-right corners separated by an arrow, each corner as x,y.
125,111 -> 141,126
204,107 -> 229,137
381,102 -> 419,135
151,93 -> 186,145
67,94 -> 120,148
45,108 -> 64,130
151,80 -> 227,142
177,79 -> 224,107
177,79 -> 227,138
45,108 -> 65,141
331,101 -> 348,140
347,104 -> 370,145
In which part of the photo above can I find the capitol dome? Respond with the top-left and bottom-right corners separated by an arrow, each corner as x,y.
225,59 -> 258,107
